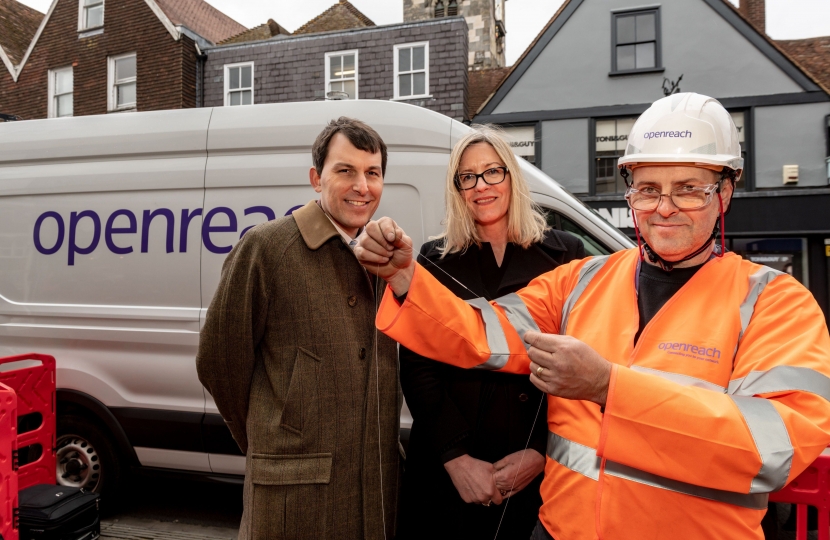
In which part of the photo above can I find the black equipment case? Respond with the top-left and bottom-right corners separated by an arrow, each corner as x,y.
18,485 -> 100,540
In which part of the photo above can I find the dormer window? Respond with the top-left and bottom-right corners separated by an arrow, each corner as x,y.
79,0 -> 104,31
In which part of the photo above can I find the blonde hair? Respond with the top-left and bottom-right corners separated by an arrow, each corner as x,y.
435,125 -> 548,256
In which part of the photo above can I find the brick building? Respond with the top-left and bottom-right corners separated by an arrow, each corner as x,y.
403,0 -> 506,70
0,0 -> 246,120
202,15 -> 469,121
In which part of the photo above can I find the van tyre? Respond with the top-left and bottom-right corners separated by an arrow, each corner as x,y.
56,414 -> 124,507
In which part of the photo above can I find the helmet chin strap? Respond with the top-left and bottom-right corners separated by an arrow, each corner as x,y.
625,168 -> 728,272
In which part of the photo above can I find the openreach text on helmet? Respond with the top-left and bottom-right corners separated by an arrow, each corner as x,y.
32,204 -> 302,266
642,130 -> 693,140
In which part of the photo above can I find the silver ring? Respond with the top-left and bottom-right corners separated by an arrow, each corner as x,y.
483,500 -> 491,507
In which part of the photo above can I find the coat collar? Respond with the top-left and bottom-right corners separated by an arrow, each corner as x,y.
293,200 -> 340,250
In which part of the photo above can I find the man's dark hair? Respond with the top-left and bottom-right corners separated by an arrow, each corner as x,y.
312,117 -> 388,177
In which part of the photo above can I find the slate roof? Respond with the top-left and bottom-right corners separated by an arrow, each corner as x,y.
0,0 -> 43,66
778,37 -> 830,95
155,0 -> 246,44
468,67 -> 511,116
220,18 -> 290,45
293,0 -> 374,36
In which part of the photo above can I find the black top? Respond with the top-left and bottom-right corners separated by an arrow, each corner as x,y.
636,261 -> 705,342
397,230 -> 585,540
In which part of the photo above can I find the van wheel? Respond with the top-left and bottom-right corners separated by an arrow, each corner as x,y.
57,415 -> 124,501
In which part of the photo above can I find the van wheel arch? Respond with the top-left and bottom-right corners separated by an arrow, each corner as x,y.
57,389 -> 139,467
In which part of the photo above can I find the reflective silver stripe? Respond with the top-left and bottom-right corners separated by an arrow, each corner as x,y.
739,267 -> 783,340
547,431 -> 769,509
631,366 -> 726,393
730,396 -> 793,493
729,366 -> 830,402
546,431 -> 601,481
494,293 -> 540,351
560,255 -> 609,335
604,461 -> 769,510
465,298 -> 511,370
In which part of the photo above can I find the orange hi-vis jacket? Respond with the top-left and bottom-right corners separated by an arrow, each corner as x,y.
377,248 -> 830,540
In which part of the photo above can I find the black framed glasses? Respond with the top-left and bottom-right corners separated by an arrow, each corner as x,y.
454,166 -> 509,191
625,183 -> 719,211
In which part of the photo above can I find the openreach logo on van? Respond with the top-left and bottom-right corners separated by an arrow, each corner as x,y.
643,130 -> 692,140
33,205 -> 302,266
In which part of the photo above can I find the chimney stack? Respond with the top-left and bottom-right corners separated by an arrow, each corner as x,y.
738,0 -> 765,34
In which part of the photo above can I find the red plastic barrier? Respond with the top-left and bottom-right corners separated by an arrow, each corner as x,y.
0,382 -> 18,540
770,448 -> 830,540
0,354 -> 56,491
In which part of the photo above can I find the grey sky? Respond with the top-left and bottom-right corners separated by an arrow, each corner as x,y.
16,0 -> 830,66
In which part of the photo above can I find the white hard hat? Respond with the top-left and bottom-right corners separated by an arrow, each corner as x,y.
618,93 -> 743,172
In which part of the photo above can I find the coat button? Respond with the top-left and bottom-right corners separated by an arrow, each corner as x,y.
518,393 -> 529,402
348,295 -> 357,307
359,347 -> 367,359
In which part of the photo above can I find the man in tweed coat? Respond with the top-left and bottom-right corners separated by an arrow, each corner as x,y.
197,118 -> 400,540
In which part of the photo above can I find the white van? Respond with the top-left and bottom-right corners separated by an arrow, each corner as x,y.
0,100 -> 632,495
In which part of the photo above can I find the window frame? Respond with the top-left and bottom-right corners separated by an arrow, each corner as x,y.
223,61 -> 255,107
609,7 -> 663,76
47,66 -> 73,119
589,116 -> 639,196
324,50 -> 359,100
77,0 -> 104,32
393,42 -> 430,100
107,52 -> 137,112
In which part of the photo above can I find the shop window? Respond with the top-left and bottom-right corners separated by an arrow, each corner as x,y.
593,117 -> 636,195
732,237 -> 809,287
729,110 -> 748,190
325,51 -> 358,100
107,53 -> 136,112
611,8 -> 661,74
394,43 -> 429,99
79,0 -> 103,31
224,62 -> 253,106
501,125 -> 536,165
48,67 -> 73,118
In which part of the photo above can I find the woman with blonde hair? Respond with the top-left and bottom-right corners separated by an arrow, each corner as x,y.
397,126 -> 585,539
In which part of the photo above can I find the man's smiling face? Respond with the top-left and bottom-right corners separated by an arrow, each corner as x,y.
310,133 -> 384,237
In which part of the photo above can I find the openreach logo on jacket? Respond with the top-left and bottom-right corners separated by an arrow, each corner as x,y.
658,341 -> 721,364
32,205 -> 303,266
643,130 -> 693,140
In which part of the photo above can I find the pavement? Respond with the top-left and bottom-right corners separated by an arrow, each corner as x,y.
99,473 -> 242,540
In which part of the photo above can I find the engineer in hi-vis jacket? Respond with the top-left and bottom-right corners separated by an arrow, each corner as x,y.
197,117 -> 399,540
355,93 -> 830,540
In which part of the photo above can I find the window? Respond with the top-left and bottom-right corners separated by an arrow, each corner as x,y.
502,125 -> 536,165
325,51 -> 357,100
611,8 -> 661,74
79,0 -> 103,30
434,0 -> 457,17
594,117 -> 636,194
544,210 -> 611,257
47,67 -> 73,118
729,110 -> 748,190
394,43 -> 429,99
224,62 -> 253,106
108,53 -> 136,111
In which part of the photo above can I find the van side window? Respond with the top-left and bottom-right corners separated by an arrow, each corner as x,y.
544,210 -> 610,256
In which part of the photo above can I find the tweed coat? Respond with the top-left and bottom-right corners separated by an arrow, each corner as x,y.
196,201 -> 400,540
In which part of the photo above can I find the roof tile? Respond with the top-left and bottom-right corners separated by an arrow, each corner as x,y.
220,18 -> 290,45
154,0 -> 246,44
0,0 -> 43,66
468,67 -> 510,116
293,0 -> 374,36
777,37 -> 830,95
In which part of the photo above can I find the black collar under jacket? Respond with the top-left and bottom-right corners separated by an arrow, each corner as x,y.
418,229 -> 584,301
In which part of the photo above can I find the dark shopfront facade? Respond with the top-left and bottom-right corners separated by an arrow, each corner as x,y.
584,189 -> 830,323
